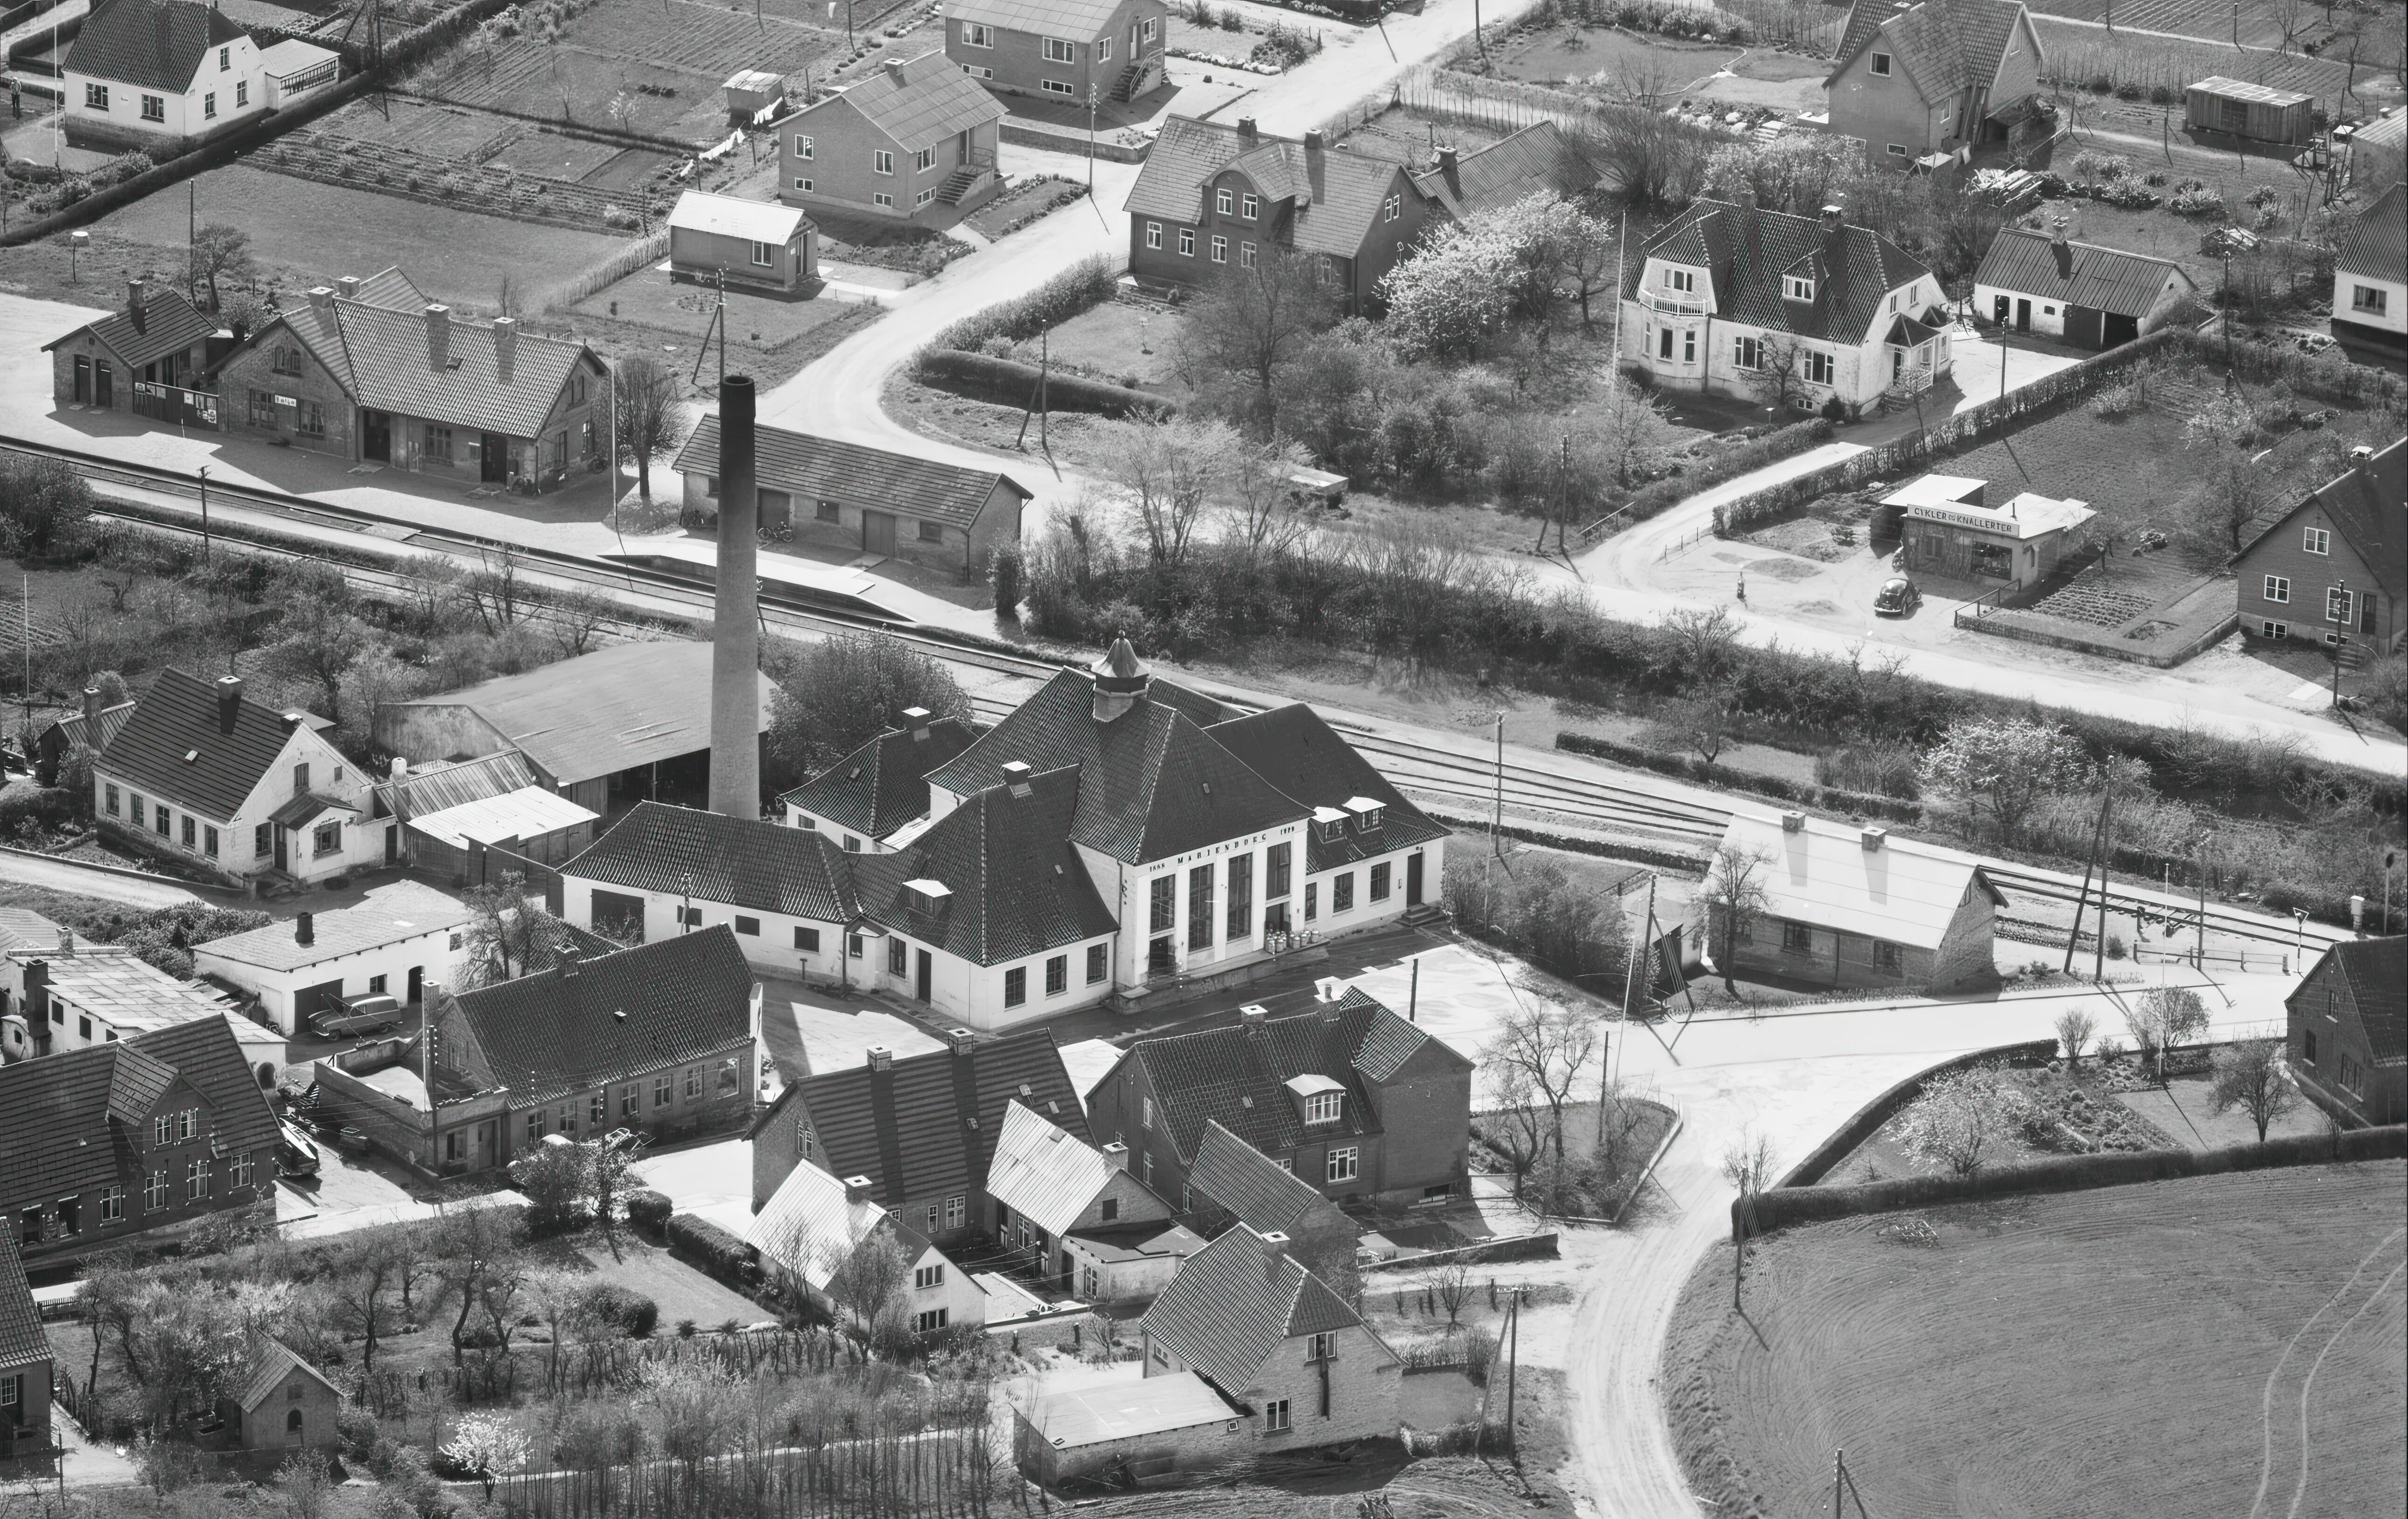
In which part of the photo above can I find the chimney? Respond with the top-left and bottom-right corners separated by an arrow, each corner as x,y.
1436,144 -> 1457,175
57,929 -> 74,957
1303,129 -> 1323,152
559,947 -> 581,980
843,1175 -> 874,1204
1781,810 -> 1806,832
710,375 -> 763,818
1820,204 -> 1842,229
884,57 -> 904,82
336,276 -> 361,301
1259,1228 -> 1291,1283
1860,826 -> 1887,852
82,686 -> 101,727
425,304 -> 450,370
903,706 -> 933,740
215,674 -> 244,732
126,279 -> 145,333
1237,116 -> 1257,147
1239,1004 -> 1267,1028
296,911 -> 315,948
1090,636 -> 1151,723
307,286 -> 334,313
946,1026 -> 976,1054
867,1045 -> 893,1072
1101,1141 -> 1129,1172
390,756 -> 409,779
2351,446 -> 2373,469
1000,760 -> 1033,798
2050,216 -> 2069,246
21,963 -> 45,1013
493,316 -> 518,384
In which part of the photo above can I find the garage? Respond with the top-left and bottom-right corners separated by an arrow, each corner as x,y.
1971,225 -> 2200,351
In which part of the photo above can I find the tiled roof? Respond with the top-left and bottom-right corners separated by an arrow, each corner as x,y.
985,1099 -> 1124,1237
2314,936 -> 2405,1065
374,751 -> 543,821
350,266 -> 431,310
1188,1119 -> 1339,1235
854,765 -> 1117,965
780,717 -> 977,841
675,416 -> 1027,533
1410,122 -> 1598,219
194,880 -> 471,976
1125,116 -> 1426,260
1624,198 -> 1932,343
564,801 -> 858,925
42,285 -> 217,371
1204,703 -> 1447,874
1139,1223 -> 1369,1393
2239,438 -> 2406,605
0,1231 -> 43,1371
105,1042 -> 177,1122
1831,0 -> 2027,99
269,288 -> 595,442
2337,182 -> 2406,282
928,669 -> 1306,865
98,668 -> 307,820
234,1339 -> 341,1412
746,1159 -> 893,1291
444,927 -> 755,1104
945,0 -> 1127,38
1972,228 -> 2190,317
0,1013 -> 281,1220
769,1028 -> 1090,1209
42,699 -> 138,761
813,49 -> 1007,152
63,0 -> 242,90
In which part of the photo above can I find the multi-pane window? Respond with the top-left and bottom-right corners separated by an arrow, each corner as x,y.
1004,967 -> 1027,1006
796,926 -> 821,952
1369,862 -> 1391,902
873,150 -> 894,175
1306,1091 -> 1341,1124
1227,853 -> 1253,941
1805,350 -> 1834,384
1265,841 -> 1291,900
1042,36 -> 1076,61
1382,192 -> 1401,222
1264,1399 -> 1292,1431
99,1186 -> 125,1222
1086,943 -> 1108,983
734,916 -> 761,936
2303,527 -> 2329,555
964,22 -> 993,45
1308,1331 -> 1337,1361
295,399 -> 325,435
1210,234 -> 1228,263
2353,285 -> 2387,314
1331,872 -> 1354,913
2326,587 -> 2353,625
1187,864 -> 1215,950
1783,922 -> 1814,954
1666,268 -> 1695,292
1326,1147 -> 1357,1182
686,1066 -> 703,1099
795,134 -> 815,158
140,94 -> 164,121
526,1110 -> 546,1143
1870,50 -> 1891,74
1146,221 -> 1163,249
84,83 -> 107,110
2264,575 -> 2290,604
1241,193 -> 1259,219
181,815 -> 195,847
915,1263 -> 945,1288
1150,876 -> 1176,933
424,425 -> 453,462
154,804 -> 169,836
889,937 -> 908,976
1735,335 -> 1762,369
621,1084 -> 641,1118
313,821 -> 341,857
1239,241 -> 1257,269
750,240 -> 775,267
1304,882 -> 1317,921
914,1308 -> 949,1332
654,1074 -> 673,1107
914,146 -> 937,171
229,1150 -> 254,1188
235,80 -> 247,106
1045,954 -> 1067,995
1179,228 -> 1195,256
1217,188 -> 1233,215
204,92 -> 217,119
593,1092 -> 609,1126
945,1194 -> 965,1229
186,1157 -> 210,1200
144,1171 -> 169,1211
1784,276 -> 1815,301
256,823 -> 271,857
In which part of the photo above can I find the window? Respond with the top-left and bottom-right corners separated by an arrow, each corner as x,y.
1304,882 -> 1317,921
799,1122 -> 816,1161
1870,51 -> 1891,74
1308,1331 -> 1337,1362
964,21 -> 993,45
1384,192 -> 1401,222
849,933 -> 864,959
235,80 -> 247,107
2351,284 -> 2387,315
2301,1028 -> 2317,1064
889,937 -> 908,976
621,1084 -> 641,1118
1874,941 -> 1901,971
794,133 -> 814,159
85,83 -> 108,110
1264,1399 -> 1292,1432
2303,526 -> 2330,555
1141,16 -> 1155,40
750,240 -> 775,268
181,815 -> 196,848
256,823 -> 271,857
1217,188 -> 1234,215
1683,329 -> 1697,363
1266,841 -> 1291,899
681,906 -> 704,927
1146,221 -> 1163,249
1369,862 -> 1391,902
1326,1147 -> 1357,1182
1046,954 -> 1067,995
1151,875 -> 1176,933
104,784 -> 119,817
1210,234 -> 1228,263
914,1308 -> 949,1332
204,92 -> 216,119
654,1074 -> 673,1107
79,1016 -> 91,1041
794,178 -> 814,192
914,146 -> 937,172
1097,35 -> 1110,60
99,1185 -> 124,1222
1227,852 -> 1253,941
1142,1151 -> 1154,1187
1332,872 -> 1354,913
1141,1095 -> 1154,1132
1735,335 -> 1762,369
1666,268 -> 1694,292
1306,1091 -> 1341,1125
918,519 -> 943,541
916,1263 -> 945,1289
1179,227 -> 1195,257
155,1110 -> 196,1145
1887,142 -> 1907,157
423,424 -> 453,462
1241,192 -> 1259,219
272,345 -> 303,376
1658,326 -> 1675,360
526,1110 -> 545,1143
1805,350 -> 1834,385
1784,275 -> 1815,301
154,804 -> 169,836
313,821 -> 341,857
1086,942 -> 1107,983
873,150 -> 894,175
140,94 -> 164,122
1043,36 -> 1076,61
229,1150 -> 255,1190
1042,79 -> 1074,95
1239,241 -> 1257,269
795,926 -> 821,953
946,1194 -> 965,1229
145,1171 -> 168,1211
1782,922 -> 1814,954
2260,620 -> 2289,640
2264,575 -> 2290,604
1188,863 -> 1215,950
1004,967 -> 1027,1006
2326,587 -> 2352,625
369,975 -> 387,995
733,915 -> 761,936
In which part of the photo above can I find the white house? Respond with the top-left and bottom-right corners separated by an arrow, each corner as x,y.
983,1100 -> 1183,1301
192,880 -> 471,1036
2330,181 -> 2406,371
63,0 -> 268,149
1619,200 -> 1951,414
0,934 -> 244,1055
95,671 -> 381,887
1971,222 -> 2197,349
747,1160 -> 986,1337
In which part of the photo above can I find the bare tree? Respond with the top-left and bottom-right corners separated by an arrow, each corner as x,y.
1721,1129 -> 1774,1311
825,1230 -> 911,1338
1698,843 -> 1775,992
613,354 -> 689,503
1741,332 -> 1807,415
2210,1033 -> 2300,1141
2126,985 -> 2209,1085
1220,435 -> 1314,558
1425,1257 -> 1476,1328
548,589 -> 614,657
590,1141 -> 637,1262
2054,1007 -> 2097,1070
522,1267 -> 592,1396
1661,603 -> 1740,678
1483,1002 -> 1600,1181
459,549 -> 528,634
1595,1078 -> 1662,1181
1550,206 -> 1618,329
435,1208 -> 519,1367
1481,1067 -> 1550,1201
1176,245 -> 1341,409
1091,416 -> 1244,574
1596,373 -> 1682,490
329,1232 -> 400,1375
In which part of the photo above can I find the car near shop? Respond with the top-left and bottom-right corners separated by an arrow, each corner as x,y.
1884,474 -> 2095,591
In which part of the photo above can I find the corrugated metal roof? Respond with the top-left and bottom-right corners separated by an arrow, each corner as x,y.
1973,228 -> 2191,318
0,909 -> 66,954
1717,813 -> 2002,950
1017,1371 -> 1237,1449
405,786 -> 596,849
985,1099 -> 1116,1237
195,881 -> 472,976
2337,180 -> 2405,282
2189,75 -> 2311,108
375,751 -> 543,820
669,189 -> 811,245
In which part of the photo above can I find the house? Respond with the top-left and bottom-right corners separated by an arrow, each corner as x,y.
1884,473 -> 2096,590
375,642 -> 776,817
1184,1118 -> 1359,1288
1705,811 -> 2004,991
1407,122 -> 1598,220
0,1013 -> 281,1264
2346,114 -> 2404,197
1619,200 -> 1950,413
2,934 -> 248,1055
747,1162 -> 985,1336
946,0 -> 1166,104
0,1232 -> 52,1465
1088,991 -> 1474,1209
2330,182 -> 2406,372
1013,1371 -> 1245,1489
674,416 -> 1030,580
1824,0 -> 2045,170
559,801 -> 859,982
984,1099 -> 1181,1299
1125,115 -> 1443,315
777,51 -> 1009,229
43,279 -> 221,420
33,686 -> 136,786
214,1340 -> 341,1455
370,751 -> 600,884
749,1026 -> 1091,1246
781,708 -> 979,851
1971,222 -> 2199,348
216,267 -> 610,491
1138,1223 -> 1400,1453
93,670 -> 376,886
2184,76 -> 2313,146
61,0 -> 267,148
2285,936 -> 2404,1126
667,190 -> 818,294
305,927 -> 759,1174
2232,440 -> 2405,652
191,880 -> 472,1036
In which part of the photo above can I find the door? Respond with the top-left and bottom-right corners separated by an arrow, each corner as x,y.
2101,312 -> 2139,347
480,433 -> 508,483
2014,299 -> 2031,332
297,980 -> 344,1028
915,948 -> 932,1002
862,510 -> 897,555
285,1408 -> 306,1446
1892,350 -> 1904,379
273,825 -> 289,872
759,489 -> 792,532
94,360 -> 113,409
363,411 -> 391,462
72,355 -> 90,403
1992,295 -> 2008,325
384,823 -> 398,866
407,965 -> 424,1005
1406,851 -> 1424,906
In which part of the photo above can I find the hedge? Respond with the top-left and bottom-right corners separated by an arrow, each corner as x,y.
1772,1040 -> 2062,1190
1554,732 -> 1923,824
666,1212 -> 762,1290
1609,419 -> 1831,530
1739,1125 -> 2408,1238
928,254 -> 1117,353
912,347 -> 1172,419
623,1188 -> 673,1237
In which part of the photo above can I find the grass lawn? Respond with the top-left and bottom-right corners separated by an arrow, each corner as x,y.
578,1236 -> 766,1333
1486,24 -> 1832,110
964,176 -> 1092,241
2113,1071 -> 2331,1150
1664,1160 -> 2408,1519
1002,301 -> 1185,388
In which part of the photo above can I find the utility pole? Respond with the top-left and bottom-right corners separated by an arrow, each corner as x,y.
2331,577 -> 2347,706
188,181 -> 197,306
1407,957 -> 1418,1023
1502,1286 -> 1521,1449
2092,786 -> 2113,983
1491,714 -> 1504,857
196,466 -> 211,564
2064,793 -> 2108,975
2195,835 -> 2210,967
716,268 -> 727,390
1087,83 -> 1098,197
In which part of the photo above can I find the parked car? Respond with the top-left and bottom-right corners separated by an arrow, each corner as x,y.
309,994 -> 404,1039
1874,577 -> 1922,617
276,1121 -> 320,1178
335,1126 -> 370,1155
600,1127 -> 647,1156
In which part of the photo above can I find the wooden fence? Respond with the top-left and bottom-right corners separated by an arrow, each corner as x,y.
491,1428 -> 1003,1519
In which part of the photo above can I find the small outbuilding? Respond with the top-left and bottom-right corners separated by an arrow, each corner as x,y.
722,67 -> 785,124
2285,936 -> 2404,1127
1973,223 -> 2199,348
1013,1370 -> 1245,1490
216,1339 -> 342,1455
668,190 -> 817,294
2185,76 -> 2313,145
192,880 -> 471,1036
1886,474 -> 2095,590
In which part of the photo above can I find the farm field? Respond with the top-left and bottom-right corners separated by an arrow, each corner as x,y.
2033,17 -> 2406,116
1664,1161 -> 2408,1519
2022,0 -> 2403,60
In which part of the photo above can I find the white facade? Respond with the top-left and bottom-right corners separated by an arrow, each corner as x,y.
194,914 -> 466,1037
67,32 -> 265,142
557,873 -> 852,986
96,717 -> 378,886
2334,267 -> 2406,338
1621,257 -> 1948,413
782,805 -> 899,855
900,1239 -> 987,1334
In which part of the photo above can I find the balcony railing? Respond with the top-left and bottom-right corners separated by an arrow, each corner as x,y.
1641,290 -> 1707,315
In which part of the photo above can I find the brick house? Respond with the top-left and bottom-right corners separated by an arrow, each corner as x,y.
777,51 -> 1008,229
1824,0 -> 2044,170
0,1232 -> 52,1467
1185,1118 -> 1357,1285
61,0 -> 266,149
2330,182 -> 2406,372
674,416 -> 1029,578
216,267 -> 609,493
1138,1223 -> 1400,1453
0,1014 -> 281,1266
216,1340 -> 341,1456
1088,991 -> 1474,1210
43,279 -> 220,422
747,1163 -> 986,1337
1971,223 -> 2198,348
667,190 -> 818,293
780,708 -> 977,851
2285,936 -> 2404,1127
2232,439 -> 2404,652
1124,115 -> 1442,315
945,0 -> 1167,106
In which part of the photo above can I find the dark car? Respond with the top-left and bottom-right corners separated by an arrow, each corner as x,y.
1874,577 -> 1921,617
309,994 -> 404,1039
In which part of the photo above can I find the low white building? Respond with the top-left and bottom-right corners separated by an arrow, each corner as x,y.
1971,223 -> 2195,349
257,39 -> 339,108
63,0 -> 269,149
747,1161 -> 985,1337
2,934 -> 247,1054
192,880 -> 472,1036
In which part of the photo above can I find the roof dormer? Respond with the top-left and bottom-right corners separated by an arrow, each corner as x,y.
902,878 -> 952,916
1641,259 -> 1711,315
1284,1073 -> 1344,1126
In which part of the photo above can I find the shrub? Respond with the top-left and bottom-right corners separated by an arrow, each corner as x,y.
989,545 -> 1024,618
623,1188 -> 672,1236
2169,186 -> 2226,218
912,348 -> 1170,418
929,254 -> 1117,352
580,1283 -> 660,1337
666,1212 -> 761,1288
2089,378 -> 2142,417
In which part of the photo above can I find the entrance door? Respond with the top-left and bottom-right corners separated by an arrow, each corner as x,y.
93,360 -> 113,409
72,355 -> 90,403
915,948 -> 932,1002
363,411 -> 391,462
1406,851 -> 1424,906
480,434 -> 509,484
1892,350 -> 1904,379
759,489 -> 792,532
273,825 -> 289,872
2014,299 -> 2031,332
407,965 -> 424,1005
862,510 -> 897,556
385,823 -> 398,866
1992,295 -> 2008,325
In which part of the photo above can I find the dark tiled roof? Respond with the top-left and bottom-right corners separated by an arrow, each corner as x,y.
105,1044 -> 178,1125
63,0 -> 242,91
928,670 -> 1306,865
1121,995 -> 1438,1163
854,765 -> 1117,966
1972,228 -> 2191,317
1188,1119 -> 1339,1235
42,285 -> 217,371
0,1232 -> 43,1371
780,717 -> 978,841
564,801 -> 858,924
1124,115 -> 1429,260
2238,438 -> 2406,604
1204,703 -> 1447,874
1830,0 -> 2027,99
268,290 -> 595,441
269,791 -> 355,829
772,1028 -> 1091,1209
2337,182 -> 2406,283
1622,198 -> 1933,343
42,699 -> 138,761
99,669 -> 308,821
1146,677 -> 1248,727
674,416 -> 1028,533
814,48 -> 1006,151
1410,123 -> 1599,219
1139,1223 -> 1365,1393
2320,936 -> 2406,1065
445,927 -> 755,1104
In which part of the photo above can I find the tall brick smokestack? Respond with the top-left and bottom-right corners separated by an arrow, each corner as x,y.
709,375 -> 762,817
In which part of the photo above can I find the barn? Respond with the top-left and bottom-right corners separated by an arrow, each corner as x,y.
1972,223 -> 2198,349
2185,76 -> 2313,146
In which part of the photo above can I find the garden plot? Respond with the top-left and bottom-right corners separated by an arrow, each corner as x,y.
2034,17 -> 2403,114
250,125 -> 662,234
1488,23 -> 1830,113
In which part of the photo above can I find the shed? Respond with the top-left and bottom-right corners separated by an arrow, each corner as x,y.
257,39 -> 339,107
667,190 -> 818,294
2347,110 -> 2404,194
404,786 -> 599,879
2185,76 -> 2313,145
723,67 -> 786,123
1972,225 -> 2198,348
1012,1370 -> 1245,1488
192,880 -> 472,1036
217,1339 -> 342,1454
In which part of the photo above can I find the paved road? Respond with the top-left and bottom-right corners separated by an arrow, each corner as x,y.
0,845 -> 204,908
